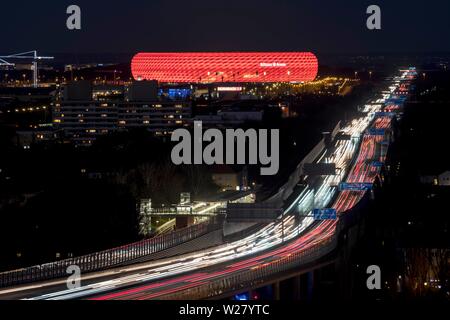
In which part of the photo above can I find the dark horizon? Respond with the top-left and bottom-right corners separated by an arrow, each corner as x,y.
1,0 -> 450,55
20,51 -> 450,69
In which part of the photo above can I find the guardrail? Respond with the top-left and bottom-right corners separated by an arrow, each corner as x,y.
0,217 -> 223,288
160,235 -> 338,300
150,207 -> 227,216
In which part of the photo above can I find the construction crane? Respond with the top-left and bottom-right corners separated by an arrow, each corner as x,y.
0,51 -> 54,88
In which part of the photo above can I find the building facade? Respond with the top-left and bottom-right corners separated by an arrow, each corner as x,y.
53,81 -> 191,145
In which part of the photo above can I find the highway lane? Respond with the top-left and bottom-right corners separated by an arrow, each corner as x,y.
0,70 -> 414,300
39,108 -> 383,300
110,116 -> 395,300
7,115 -> 365,300
82,105 -> 398,300
3,105 -> 381,300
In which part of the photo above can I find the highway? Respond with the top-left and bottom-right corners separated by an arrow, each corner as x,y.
0,69 -> 415,300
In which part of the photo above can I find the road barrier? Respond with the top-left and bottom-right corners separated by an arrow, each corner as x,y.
0,217 -> 223,288
160,234 -> 338,300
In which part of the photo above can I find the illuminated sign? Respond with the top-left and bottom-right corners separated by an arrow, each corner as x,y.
375,112 -> 395,117
217,86 -> 243,92
371,161 -> 384,167
367,128 -> 386,136
260,62 -> 287,67
313,208 -> 337,220
339,182 -> 373,191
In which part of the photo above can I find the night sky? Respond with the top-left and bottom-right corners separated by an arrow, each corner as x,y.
0,0 -> 449,54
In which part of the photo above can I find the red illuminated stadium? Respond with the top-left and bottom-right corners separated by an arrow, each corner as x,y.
131,52 -> 318,83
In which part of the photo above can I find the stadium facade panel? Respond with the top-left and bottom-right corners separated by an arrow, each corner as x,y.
131,52 -> 318,83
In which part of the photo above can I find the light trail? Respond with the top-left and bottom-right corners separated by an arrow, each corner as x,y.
0,69 -> 415,300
